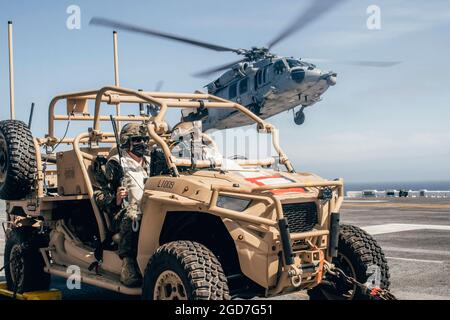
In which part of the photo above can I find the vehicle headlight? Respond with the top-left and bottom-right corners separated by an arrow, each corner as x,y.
217,196 -> 251,212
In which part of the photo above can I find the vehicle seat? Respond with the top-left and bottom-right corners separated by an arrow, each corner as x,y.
150,148 -> 170,176
91,150 -> 121,239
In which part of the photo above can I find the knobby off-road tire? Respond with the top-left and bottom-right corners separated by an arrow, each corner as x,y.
4,228 -> 51,293
142,240 -> 231,300
0,120 -> 36,200
308,224 -> 390,300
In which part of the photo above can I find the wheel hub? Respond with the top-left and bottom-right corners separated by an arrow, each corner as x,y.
10,244 -> 25,289
154,270 -> 187,300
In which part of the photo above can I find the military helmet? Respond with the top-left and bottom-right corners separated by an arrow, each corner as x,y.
119,123 -> 147,148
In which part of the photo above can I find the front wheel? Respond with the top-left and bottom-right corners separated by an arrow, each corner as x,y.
142,240 -> 230,300
308,224 -> 390,300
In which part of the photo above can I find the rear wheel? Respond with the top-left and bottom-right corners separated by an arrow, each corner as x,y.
4,228 -> 50,293
142,240 -> 230,300
0,120 -> 36,200
308,224 -> 390,300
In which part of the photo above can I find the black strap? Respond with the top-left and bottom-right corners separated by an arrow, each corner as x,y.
88,232 -> 115,274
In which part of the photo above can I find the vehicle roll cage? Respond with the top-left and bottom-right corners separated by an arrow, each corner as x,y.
20,86 -> 344,270
43,86 -> 295,176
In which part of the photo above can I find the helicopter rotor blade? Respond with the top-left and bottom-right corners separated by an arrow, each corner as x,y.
192,59 -> 246,78
304,58 -> 402,67
267,0 -> 347,49
90,17 -> 241,53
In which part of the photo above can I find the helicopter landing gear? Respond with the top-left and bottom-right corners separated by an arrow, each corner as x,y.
294,106 -> 306,125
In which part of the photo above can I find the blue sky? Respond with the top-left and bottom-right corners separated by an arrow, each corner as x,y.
0,0 -> 449,183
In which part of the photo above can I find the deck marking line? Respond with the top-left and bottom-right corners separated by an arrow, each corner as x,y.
386,256 -> 445,264
362,223 -> 450,235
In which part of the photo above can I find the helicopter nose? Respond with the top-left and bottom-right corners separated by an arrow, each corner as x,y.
291,67 -> 328,84
327,73 -> 337,86
321,72 -> 337,86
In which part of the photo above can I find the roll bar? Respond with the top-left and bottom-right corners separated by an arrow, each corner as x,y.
48,86 -> 272,138
46,86 -> 295,174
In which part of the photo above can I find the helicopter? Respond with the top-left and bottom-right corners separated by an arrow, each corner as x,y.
90,0 -> 399,130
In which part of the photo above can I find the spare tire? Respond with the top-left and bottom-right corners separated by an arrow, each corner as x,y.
0,120 -> 36,200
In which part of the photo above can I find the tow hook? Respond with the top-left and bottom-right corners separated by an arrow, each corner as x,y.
288,265 -> 303,287
324,262 -> 397,300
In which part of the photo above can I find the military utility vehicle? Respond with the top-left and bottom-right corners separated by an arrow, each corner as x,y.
0,86 -> 390,299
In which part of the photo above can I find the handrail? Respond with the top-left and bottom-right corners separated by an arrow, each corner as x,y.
72,131 -> 114,241
92,86 -> 165,131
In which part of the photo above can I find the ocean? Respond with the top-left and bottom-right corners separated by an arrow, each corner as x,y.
345,180 -> 450,191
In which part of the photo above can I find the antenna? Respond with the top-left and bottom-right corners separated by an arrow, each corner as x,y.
138,89 -> 145,115
113,31 -> 120,128
28,102 -> 35,129
8,21 -> 15,120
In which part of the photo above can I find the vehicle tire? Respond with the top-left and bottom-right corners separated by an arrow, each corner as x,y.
0,120 -> 36,200
308,224 -> 390,300
142,240 -> 231,300
4,228 -> 51,293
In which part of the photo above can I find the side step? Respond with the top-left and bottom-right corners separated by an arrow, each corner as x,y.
44,265 -> 142,296
0,282 -> 61,300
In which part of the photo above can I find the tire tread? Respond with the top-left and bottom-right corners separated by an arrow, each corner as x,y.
143,240 -> 230,300
0,120 -> 36,200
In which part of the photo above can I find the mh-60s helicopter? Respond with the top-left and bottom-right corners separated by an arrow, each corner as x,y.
91,0 -> 399,130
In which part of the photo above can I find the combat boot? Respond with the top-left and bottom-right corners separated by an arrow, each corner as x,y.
120,257 -> 142,287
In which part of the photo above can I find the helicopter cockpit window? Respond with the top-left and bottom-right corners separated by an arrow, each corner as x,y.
263,65 -> 269,83
255,70 -> 261,89
255,68 -> 267,89
229,82 -> 237,99
287,59 -> 303,68
239,78 -> 248,94
274,60 -> 286,75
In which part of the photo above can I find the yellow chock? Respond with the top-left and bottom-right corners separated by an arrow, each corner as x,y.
0,282 -> 62,300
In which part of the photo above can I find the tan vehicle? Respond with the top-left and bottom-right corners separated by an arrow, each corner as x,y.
0,86 -> 390,300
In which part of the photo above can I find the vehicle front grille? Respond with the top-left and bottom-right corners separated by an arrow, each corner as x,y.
282,202 -> 318,233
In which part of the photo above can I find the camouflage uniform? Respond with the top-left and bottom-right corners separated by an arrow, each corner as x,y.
94,124 -> 150,259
